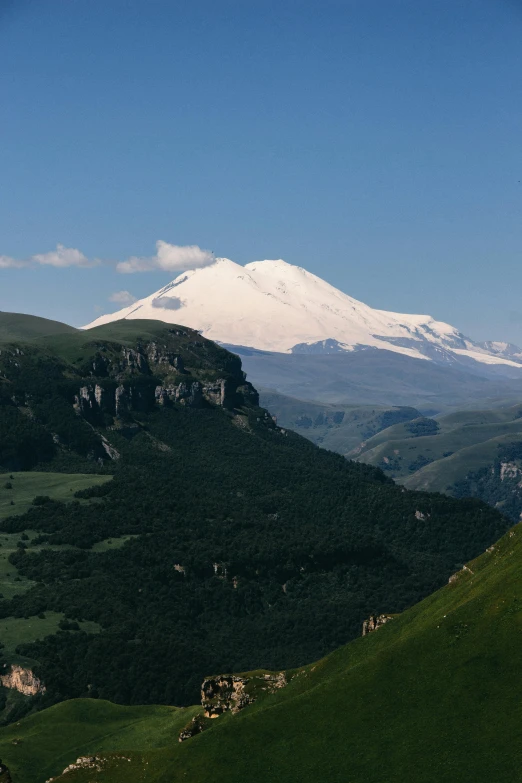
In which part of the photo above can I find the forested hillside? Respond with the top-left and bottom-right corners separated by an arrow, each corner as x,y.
0,316 -> 510,719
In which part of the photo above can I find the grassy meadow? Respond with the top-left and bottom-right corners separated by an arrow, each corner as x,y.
0,473 -> 111,522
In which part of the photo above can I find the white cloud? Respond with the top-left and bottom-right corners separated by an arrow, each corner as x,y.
109,290 -> 137,306
117,241 -> 214,274
0,255 -> 26,269
0,244 -> 98,269
0,241 -> 214,275
31,243 -> 97,268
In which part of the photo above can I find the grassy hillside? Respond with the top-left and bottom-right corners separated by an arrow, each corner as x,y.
0,312 -> 78,342
357,404 -> 522,470
3,522 -> 522,783
0,316 -> 509,717
0,699 -> 200,783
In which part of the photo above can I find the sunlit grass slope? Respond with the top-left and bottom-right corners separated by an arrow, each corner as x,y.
31,522 -> 522,783
0,700 -> 200,783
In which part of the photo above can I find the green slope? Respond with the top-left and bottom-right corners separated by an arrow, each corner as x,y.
37,319 -> 213,364
160,523 -> 522,783
0,699 -> 199,783
0,312 -> 78,342
3,522 -> 522,783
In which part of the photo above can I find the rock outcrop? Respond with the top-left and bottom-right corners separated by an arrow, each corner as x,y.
178,714 -> 205,742
500,461 -> 522,482
46,755 -> 131,782
0,664 -> 45,695
61,756 -> 106,776
201,671 -> 287,718
202,676 -> 253,717
362,614 -> 395,636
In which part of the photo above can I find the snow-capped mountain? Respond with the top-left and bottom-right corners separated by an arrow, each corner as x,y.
85,258 -> 522,370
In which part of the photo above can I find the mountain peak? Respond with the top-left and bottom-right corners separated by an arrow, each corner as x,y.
84,259 -> 522,369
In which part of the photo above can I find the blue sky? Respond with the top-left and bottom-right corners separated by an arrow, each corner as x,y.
0,0 -> 521,340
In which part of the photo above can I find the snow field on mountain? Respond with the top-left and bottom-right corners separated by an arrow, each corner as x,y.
85,258 -> 522,368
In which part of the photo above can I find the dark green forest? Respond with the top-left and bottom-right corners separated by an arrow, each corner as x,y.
0,318 -> 511,715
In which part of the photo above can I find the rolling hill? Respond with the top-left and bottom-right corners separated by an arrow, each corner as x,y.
352,403 -> 522,498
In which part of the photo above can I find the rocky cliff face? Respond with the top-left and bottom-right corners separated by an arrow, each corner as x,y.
202,676 -> 254,717
72,335 -> 259,421
0,664 -> 45,695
